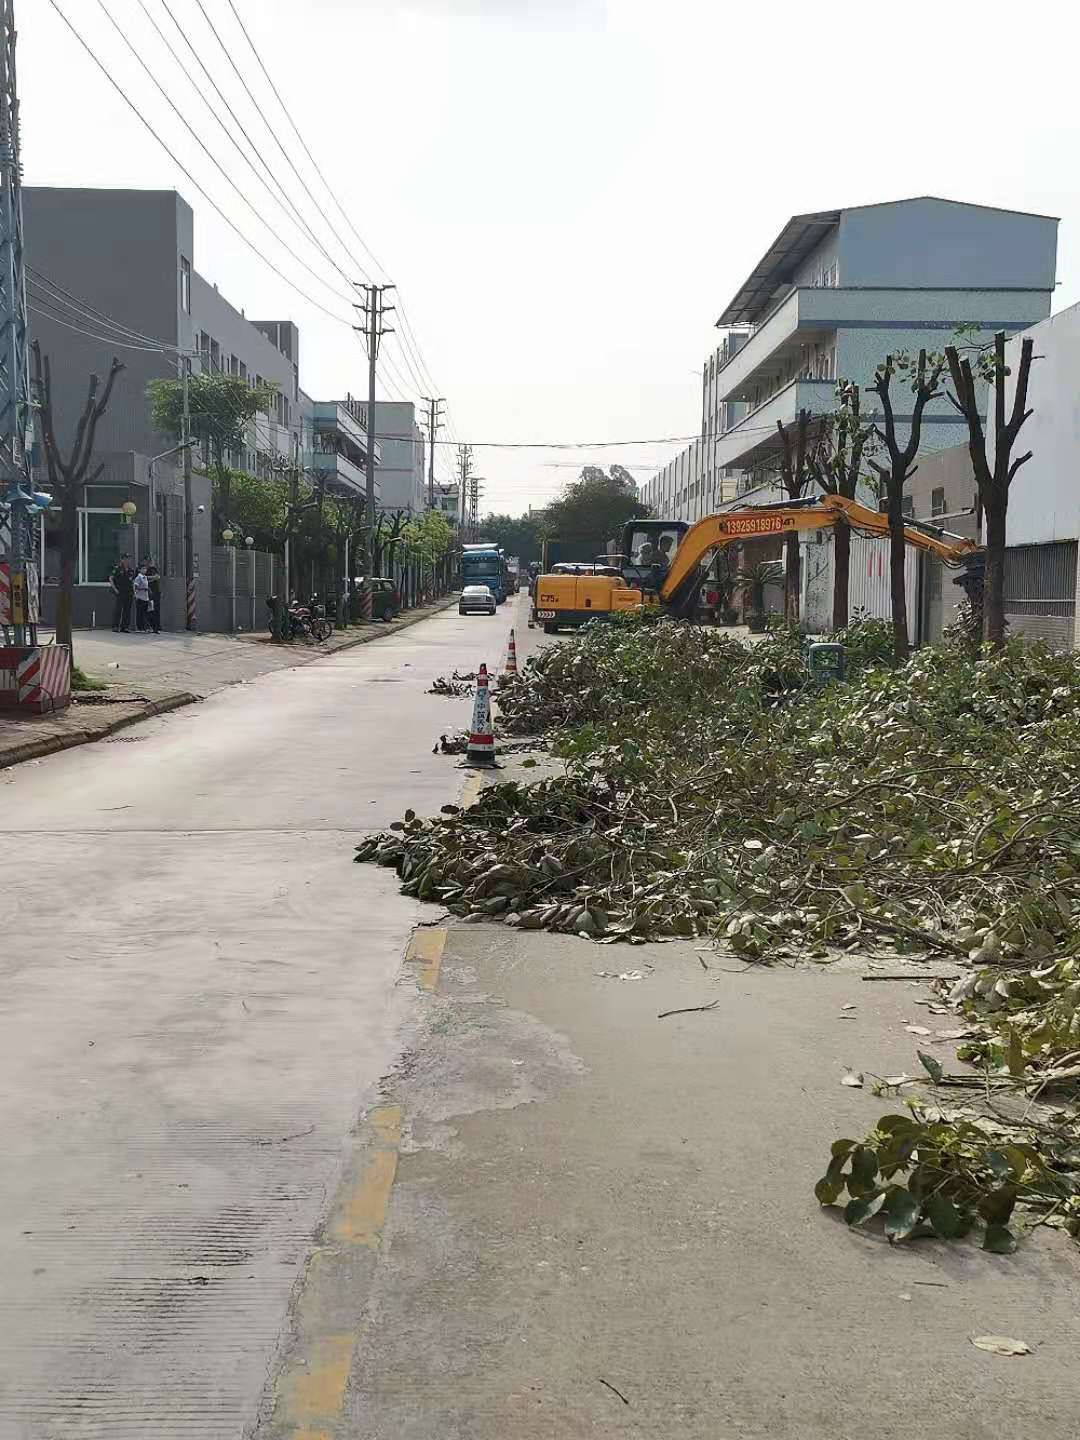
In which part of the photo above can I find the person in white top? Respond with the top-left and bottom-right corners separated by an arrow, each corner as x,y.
133,565 -> 152,633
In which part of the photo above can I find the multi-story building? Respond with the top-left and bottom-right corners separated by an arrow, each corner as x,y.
342,399 -> 426,515
644,197 -> 1058,527
710,196 -> 1056,494
432,482 -> 460,524
24,186 -> 376,629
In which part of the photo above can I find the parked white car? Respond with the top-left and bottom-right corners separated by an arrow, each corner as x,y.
459,584 -> 497,616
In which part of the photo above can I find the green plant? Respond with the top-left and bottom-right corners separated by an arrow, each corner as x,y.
71,664 -> 107,692
815,1109 -> 1075,1250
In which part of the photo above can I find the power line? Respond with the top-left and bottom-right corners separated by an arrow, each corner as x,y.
93,0 -> 358,314
46,0 -> 357,331
221,0 -> 449,412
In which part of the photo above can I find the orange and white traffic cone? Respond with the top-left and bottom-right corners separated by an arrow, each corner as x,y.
465,662 -> 497,767
501,628 -> 518,685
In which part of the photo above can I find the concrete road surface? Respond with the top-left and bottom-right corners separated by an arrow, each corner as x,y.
0,597 -> 524,1438
5,593 -> 1080,1440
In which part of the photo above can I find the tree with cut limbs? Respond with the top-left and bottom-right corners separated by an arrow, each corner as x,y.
148,372 -> 276,530
944,331 -> 1034,649
775,408 -> 814,622
867,349 -> 945,662
807,382 -> 876,630
31,342 -> 125,658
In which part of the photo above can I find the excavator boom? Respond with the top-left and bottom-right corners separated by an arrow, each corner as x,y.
659,493 -> 977,608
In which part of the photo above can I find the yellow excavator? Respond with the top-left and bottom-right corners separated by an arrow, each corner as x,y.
531,494 -> 978,632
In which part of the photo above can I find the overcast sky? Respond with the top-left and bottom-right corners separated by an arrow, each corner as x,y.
19,0 -> 1078,515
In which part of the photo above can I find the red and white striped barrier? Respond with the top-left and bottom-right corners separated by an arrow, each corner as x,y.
0,644 -> 72,713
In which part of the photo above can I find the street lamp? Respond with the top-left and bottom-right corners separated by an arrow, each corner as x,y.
120,500 -> 137,527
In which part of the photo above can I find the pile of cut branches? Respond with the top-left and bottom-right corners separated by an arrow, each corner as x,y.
365,617 -> 1080,960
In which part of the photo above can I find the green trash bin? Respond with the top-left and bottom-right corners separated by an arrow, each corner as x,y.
808,641 -> 845,688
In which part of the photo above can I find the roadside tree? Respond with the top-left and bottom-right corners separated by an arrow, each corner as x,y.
148,372 -> 276,527
539,465 -> 648,559
944,330 -> 1035,649
807,382 -> 878,630
867,349 -> 946,662
31,341 -> 125,657
775,408 -> 815,622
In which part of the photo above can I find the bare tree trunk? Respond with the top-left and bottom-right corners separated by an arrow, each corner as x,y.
56,495 -> 78,657
983,499 -> 1008,649
832,522 -> 850,631
888,492 -> 909,662
784,533 -> 800,623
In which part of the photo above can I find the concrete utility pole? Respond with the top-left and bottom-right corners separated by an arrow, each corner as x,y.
0,0 -> 37,646
422,395 -> 444,509
182,362 -> 196,629
354,283 -> 394,620
457,443 -> 473,537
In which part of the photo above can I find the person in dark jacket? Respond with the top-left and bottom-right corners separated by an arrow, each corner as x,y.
110,555 -> 134,632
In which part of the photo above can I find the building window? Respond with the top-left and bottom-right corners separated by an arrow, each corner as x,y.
180,256 -> 191,314
931,486 -> 946,516
78,509 -> 131,585
901,496 -> 914,520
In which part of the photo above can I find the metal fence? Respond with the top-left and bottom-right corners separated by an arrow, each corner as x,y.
210,545 -> 278,632
1003,540 -> 1077,649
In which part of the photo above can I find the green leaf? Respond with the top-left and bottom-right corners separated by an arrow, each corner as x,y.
883,1186 -> 921,1243
831,1138 -> 857,1159
844,1190 -> 886,1227
917,1050 -> 943,1084
848,1145 -> 880,1196
815,1151 -> 850,1206
982,1223 -> 1017,1254
926,1193 -> 966,1239
978,1185 -> 1018,1225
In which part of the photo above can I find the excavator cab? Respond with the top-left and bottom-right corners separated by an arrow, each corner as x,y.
620,519 -> 690,596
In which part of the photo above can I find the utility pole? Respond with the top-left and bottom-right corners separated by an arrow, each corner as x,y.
0,0 -> 36,647
354,283 -> 394,621
422,395 -> 444,510
457,443 -> 473,538
182,361 -> 196,629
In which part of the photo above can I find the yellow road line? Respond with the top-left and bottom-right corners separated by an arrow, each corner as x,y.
405,927 -> 447,992
330,1104 -> 402,1246
271,1104 -> 403,1436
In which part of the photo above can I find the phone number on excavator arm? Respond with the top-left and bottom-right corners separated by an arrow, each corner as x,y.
717,515 -> 790,536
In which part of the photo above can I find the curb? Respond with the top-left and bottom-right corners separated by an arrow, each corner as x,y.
288,595 -> 459,661
0,691 -> 200,772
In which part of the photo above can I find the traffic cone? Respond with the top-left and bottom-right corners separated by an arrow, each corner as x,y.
501,628 -> 518,685
465,662 -> 497,767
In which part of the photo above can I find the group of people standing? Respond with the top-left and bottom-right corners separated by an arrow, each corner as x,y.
109,555 -> 162,634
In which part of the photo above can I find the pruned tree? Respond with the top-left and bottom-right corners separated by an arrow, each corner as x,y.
807,381 -> 877,630
148,372 -> 276,529
944,330 -> 1035,649
867,349 -> 945,662
775,407 -> 814,622
31,341 -> 125,657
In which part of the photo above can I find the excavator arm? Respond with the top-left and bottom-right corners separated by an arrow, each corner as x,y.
658,494 -> 977,611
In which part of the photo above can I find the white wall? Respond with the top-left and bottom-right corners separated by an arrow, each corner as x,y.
989,302 -> 1080,547
801,531 -> 917,639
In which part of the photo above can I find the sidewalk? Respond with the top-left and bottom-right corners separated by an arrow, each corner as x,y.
0,598 -> 456,770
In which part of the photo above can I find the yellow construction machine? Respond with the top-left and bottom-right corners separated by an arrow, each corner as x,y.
531,494 -> 978,632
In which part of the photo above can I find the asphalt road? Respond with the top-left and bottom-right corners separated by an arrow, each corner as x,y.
0,596 -> 526,1438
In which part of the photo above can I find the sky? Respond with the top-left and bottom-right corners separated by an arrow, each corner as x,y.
17,0 -> 1080,516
